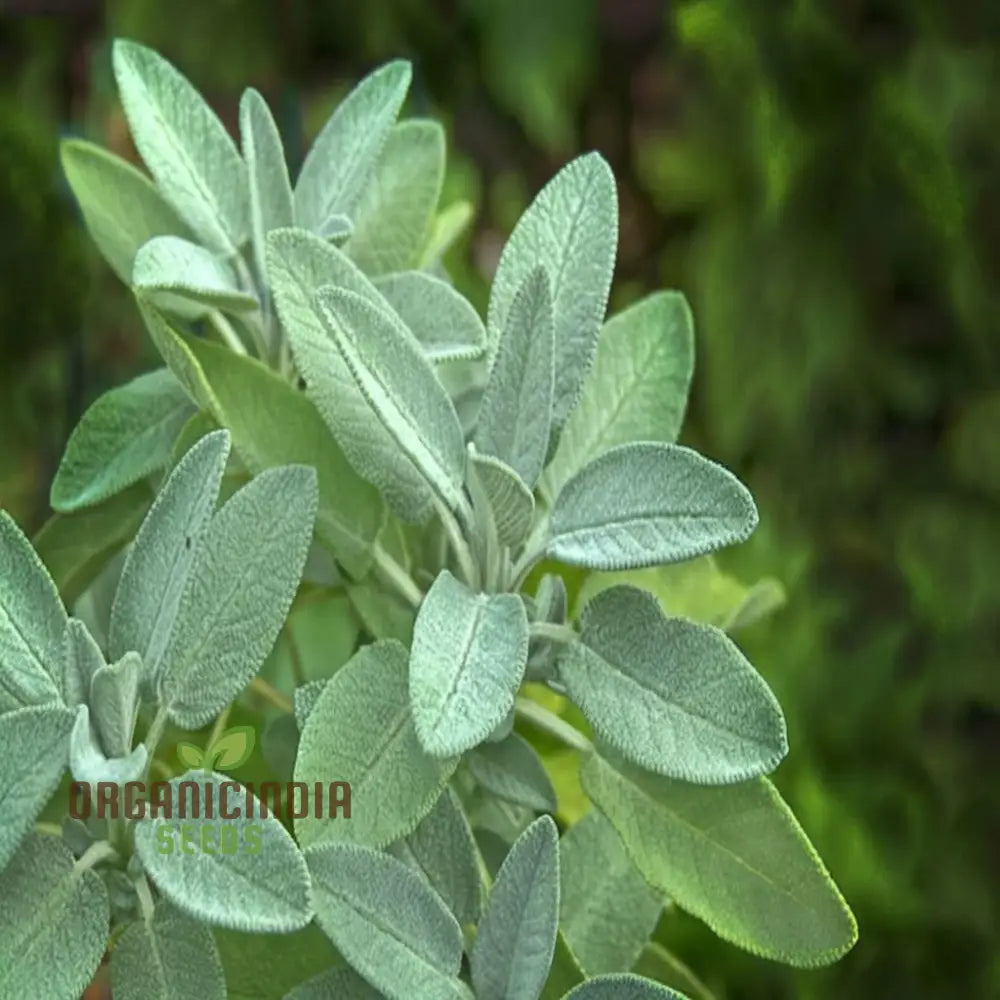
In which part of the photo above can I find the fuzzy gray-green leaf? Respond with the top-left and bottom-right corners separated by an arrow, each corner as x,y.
468,449 -> 535,549
158,465 -> 317,728
345,119 -> 445,275
0,512 -> 68,710
60,618 -> 105,707
307,842 -> 470,1000
133,771 -> 313,932
562,975 -> 689,1000
543,291 -> 694,503
294,60 -> 411,232
373,270 -> 486,362
112,40 -> 249,254
60,139 -> 192,283
0,834 -> 109,1000
547,443 -> 758,571
111,904 -> 227,1000
470,814 -> 560,1000
476,266 -> 555,487
390,786 -> 483,925
50,368 -> 194,514
316,286 -> 466,513
559,811 -> 662,975
582,752 -> 858,967
108,429 -> 230,674
284,967 -> 385,1000
487,153 -> 617,438
410,570 -> 529,757
0,705 -> 75,870
295,640 -> 457,849
267,227 -> 434,522
468,732 -> 557,813
90,651 -> 142,757
240,87 -> 294,292
560,586 -> 787,783
69,704 -> 147,786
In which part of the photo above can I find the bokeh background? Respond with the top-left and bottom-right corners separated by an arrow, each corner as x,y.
2,1 -> 999,997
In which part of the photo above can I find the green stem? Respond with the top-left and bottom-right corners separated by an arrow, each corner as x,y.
209,309 -> 248,355
206,705 -> 231,754
510,514 -> 550,590
73,839 -> 119,875
250,676 -> 293,713
529,621 -> 577,645
142,705 -> 170,783
514,697 -> 592,753
436,499 -> 479,589
134,872 -> 156,923
372,541 -> 424,608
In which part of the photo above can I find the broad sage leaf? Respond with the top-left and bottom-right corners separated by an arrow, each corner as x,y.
487,153 -> 617,438
158,464 -> 317,728
316,286 -> 467,513
346,119 -> 445,275
132,236 -> 258,315
543,291 -> 694,503
90,651 -> 142,757
547,443 -> 758,571
294,60 -> 411,231
69,704 -> 147,786
60,139 -> 192,283
468,732 -> 557,813
295,640 -> 457,849
390,785 -> 483,925
410,570 -> 529,757
50,368 -> 194,513
476,266 -> 555,487
0,511 -> 67,709
562,975 -> 689,1000
560,586 -> 787,783
468,449 -> 535,550
470,814 -> 560,1000
285,967 -> 384,999
0,834 -> 109,1000
113,40 -> 249,254
240,87 -> 294,293
111,904 -> 227,1000
267,228 -> 434,522
559,810 -> 662,975
108,429 -> 230,673
581,752 -> 858,967
373,270 -> 486,362
133,770 -> 313,932
308,843 -> 470,1000
0,705 -> 75,870
61,617 -> 105,708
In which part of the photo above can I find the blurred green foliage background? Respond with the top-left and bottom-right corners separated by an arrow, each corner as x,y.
1,1 -> 998,996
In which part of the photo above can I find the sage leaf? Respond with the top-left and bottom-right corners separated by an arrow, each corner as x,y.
179,332 -> 383,578
90,651 -> 142,757
307,842 -> 470,1000
581,752 -> 858,966
468,732 -> 557,813
111,904 -> 227,1000
285,967 -> 384,999
69,704 -> 147,786
373,270 -> 487,362
559,811 -> 662,975
0,834 -> 109,1000
476,266 -> 555,487
547,443 -> 758,571
0,705 -> 75,870
543,291 -> 694,503
316,286 -> 466,513
0,511 -> 66,710
112,40 -> 249,254
158,464 -> 317,728
108,429 -> 230,674
390,786 -> 483,925
487,153 -> 617,437
419,199 -> 474,268
50,368 -> 194,513
266,228 -> 434,522
60,138 -> 192,283
133,771 -> 313,932
132,236 -> 258,314
240,88 -> 294,291
346,120 -> 445,275
562,975 -> 689,1000
61,617 -> 105,708
294,60 -> 411,232
410,570 -> 529,757
468,449 -> 535,549
470,814 -> 560,1000
560,586 -> 787,782
295,640 -> 457,849
293,679 -> 326,731
348,577 -> 415,644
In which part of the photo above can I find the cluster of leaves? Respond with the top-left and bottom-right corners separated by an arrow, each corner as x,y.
1,40 -> 856,1000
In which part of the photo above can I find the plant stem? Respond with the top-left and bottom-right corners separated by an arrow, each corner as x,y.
249,676 -> 293,713
436,498 -> 480,589
207,705 -> 231,753
73,839 -> 119,875
209,309 -> 248,355
510,513 -> 550,590
142,705 -> 171,783
529,621 -> 578,645
134,872 -> 156,922
372,540 -> 424,608
514,697 -> 592,753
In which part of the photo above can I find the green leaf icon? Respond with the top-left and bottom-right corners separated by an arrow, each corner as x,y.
176,741 -> 205,770
208,725 -> 256,771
